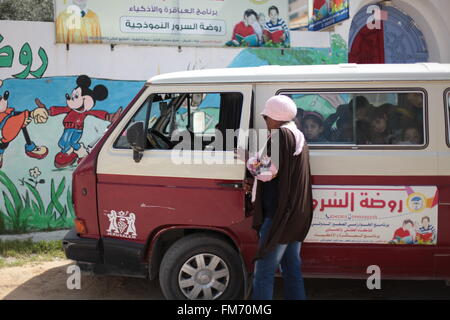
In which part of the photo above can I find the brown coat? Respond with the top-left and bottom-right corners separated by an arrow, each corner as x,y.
251,127 -> 313,260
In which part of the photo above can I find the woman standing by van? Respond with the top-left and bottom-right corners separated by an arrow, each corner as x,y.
247,95 -> 313,300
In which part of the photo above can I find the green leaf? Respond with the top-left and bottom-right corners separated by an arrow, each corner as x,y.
24,181 -> 45,216
55,177 -> 66,197
31,201 -> 40,215
0,171 -> 22,213
66,186 -> 74,217
50,178 -> 66,216
45,202 -> 54,218
3,191 -> 16,219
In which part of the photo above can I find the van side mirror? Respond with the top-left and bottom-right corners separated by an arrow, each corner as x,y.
126,122 -> 145,163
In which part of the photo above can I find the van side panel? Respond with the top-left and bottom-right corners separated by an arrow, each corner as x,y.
96,174 -> 247,242
253,82 -> 449,280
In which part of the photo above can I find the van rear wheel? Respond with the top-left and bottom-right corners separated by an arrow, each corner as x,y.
159,234 -> 244,300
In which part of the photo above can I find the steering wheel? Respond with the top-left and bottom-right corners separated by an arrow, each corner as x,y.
147,129 -> 174,149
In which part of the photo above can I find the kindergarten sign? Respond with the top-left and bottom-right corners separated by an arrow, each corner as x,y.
54,0 -> 290,47
308,0 -> 349,31
305,186 -> 438,245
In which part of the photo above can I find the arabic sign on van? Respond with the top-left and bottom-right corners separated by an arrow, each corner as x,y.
54,0 -> 289,47
305,185 -> 438,245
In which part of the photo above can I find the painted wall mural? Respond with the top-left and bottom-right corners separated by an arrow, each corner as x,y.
0,75 -> 143,233
0,21 -> 347,234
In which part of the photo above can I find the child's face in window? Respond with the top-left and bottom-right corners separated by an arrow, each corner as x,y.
404,127 -> 420,144
303,118 -> 323,140
422,218 -> 429,228
371,116 -> 387,134
406,93 -> 423,108
269,9 -> 279,24
356,106 -> 370,122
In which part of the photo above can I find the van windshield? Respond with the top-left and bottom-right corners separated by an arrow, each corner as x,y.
114,92 -> 243,151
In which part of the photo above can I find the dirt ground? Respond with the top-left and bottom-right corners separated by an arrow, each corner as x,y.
0,259 -> 164,300
1,259 -> 449,300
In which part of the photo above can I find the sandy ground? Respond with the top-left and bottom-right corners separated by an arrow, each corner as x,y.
1,259 -> 449,300
0,259 -> 164,300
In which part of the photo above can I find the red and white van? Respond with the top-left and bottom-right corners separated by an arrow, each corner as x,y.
63,63 -> 450,300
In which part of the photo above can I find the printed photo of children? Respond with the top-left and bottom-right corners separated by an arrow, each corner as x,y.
226,5 -> 290,48
263,5 -> 290,47
415,216 -> 436,244
389,216 -> 437,245
390,219 -> 415,244
226,9 -> 259,47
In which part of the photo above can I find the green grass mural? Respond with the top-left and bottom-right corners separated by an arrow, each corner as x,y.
0,170 -> 75,234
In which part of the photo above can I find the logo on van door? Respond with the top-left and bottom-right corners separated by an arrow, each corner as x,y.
106,210 -> 137,239
406,192 -> 426,213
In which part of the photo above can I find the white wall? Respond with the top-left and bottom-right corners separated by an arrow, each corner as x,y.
0,20 -> 241,80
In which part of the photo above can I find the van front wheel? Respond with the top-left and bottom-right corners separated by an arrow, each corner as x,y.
159,234 -> 244,300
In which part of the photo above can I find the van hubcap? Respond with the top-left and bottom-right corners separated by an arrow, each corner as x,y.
178,253 -> 229,300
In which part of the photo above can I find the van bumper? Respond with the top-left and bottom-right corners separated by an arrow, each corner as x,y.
62,228 -> 148,278
62,228 -> 102,263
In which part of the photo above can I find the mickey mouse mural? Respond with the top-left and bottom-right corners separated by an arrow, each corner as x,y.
35,75 -> 122,168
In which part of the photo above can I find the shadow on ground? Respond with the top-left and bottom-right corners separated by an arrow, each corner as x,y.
3,261 -> 450,300
3,261 -> 164,300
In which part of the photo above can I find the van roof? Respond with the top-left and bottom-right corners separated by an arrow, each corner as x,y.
148,63 -> 450,85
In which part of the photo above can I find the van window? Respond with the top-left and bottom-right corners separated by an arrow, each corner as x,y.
114,92 -> 243,151
281,91 -> 425,146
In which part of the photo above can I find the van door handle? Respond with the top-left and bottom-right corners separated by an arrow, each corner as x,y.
217,182 -> 243,189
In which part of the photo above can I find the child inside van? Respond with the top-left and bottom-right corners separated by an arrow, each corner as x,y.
301,112 -> 326,142
324,104 -> 353,142
356,120 -> 371,144
397,125 -> 422,145
368,107 -> 395,144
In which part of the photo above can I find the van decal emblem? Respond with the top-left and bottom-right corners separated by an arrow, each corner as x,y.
106,210 -> 137,239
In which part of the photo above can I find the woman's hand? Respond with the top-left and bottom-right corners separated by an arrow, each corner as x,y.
243,178 -> 254,194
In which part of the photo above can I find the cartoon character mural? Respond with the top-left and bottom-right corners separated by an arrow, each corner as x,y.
35,75 -> 122,168
0,84 -> 49,168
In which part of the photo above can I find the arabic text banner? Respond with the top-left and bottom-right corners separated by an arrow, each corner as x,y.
304,185 -> 438,245
54,0 -> 290,47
